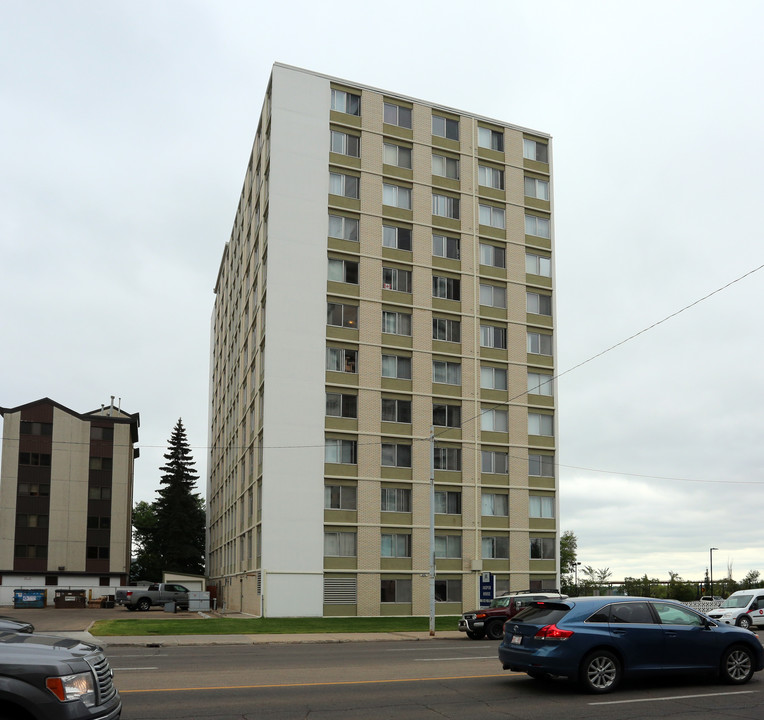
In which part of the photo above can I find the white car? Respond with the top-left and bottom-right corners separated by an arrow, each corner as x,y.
707,589 -> 764,630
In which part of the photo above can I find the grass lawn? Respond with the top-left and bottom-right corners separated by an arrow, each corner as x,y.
90,615 -> 461,636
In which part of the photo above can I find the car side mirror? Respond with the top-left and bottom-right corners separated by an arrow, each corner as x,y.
751,603 -> 759,611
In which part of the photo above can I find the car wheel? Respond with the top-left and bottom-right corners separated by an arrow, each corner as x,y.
720,645 -> 755,684
737,615 -> 752,630
466,630 -> 486,640
486,621 -> 504,641
137,599 -> 151,612
580,650 -> 621,693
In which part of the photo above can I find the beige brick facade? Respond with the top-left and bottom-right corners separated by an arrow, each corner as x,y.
208,64 -> 557,617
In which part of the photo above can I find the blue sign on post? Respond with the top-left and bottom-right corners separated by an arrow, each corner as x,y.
479,572 -> 494,608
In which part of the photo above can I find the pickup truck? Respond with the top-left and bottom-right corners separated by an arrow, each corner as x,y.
115,583 -> 190,612
0,631 -> 121,719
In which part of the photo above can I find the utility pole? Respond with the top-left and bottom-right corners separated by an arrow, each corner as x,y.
429,427 -> 435,637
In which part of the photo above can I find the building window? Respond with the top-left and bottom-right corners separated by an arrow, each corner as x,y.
435,578 -> 462,602
329,172 -> 360,199
45,575 -> 58,586
16,514 -> 49,528
481,450 -> 508,474
381,398 -> 412,424
482,535 -> 509,558
432,153 -> 459,179
382,311 -> 412,336
18,452 -> 51,467
479,165 -> 504,189
482,493 -> 509,517
90,426 -> 114,441
328,214 -> 359,241
525,214 -> 551,238
528,372 -> 554,396
434,446 -> 461,471
328,258 -> 359,284
480,365 -> 508,390
383,183 -> 412,209
381,487 -> 411,512
528,413 -> 554,437
88,486 -> 111,500
432,275 -> 460,301
433,317 -> 461,343
381,533 -> 411,558
381,443 -> 412,467
523,138 -> 548,163
433,403 -> 461,428
434,490 -> 461,514
325,438 -> 357,464
382,266 -> 412,292
435,535 -> 461,558
381,578 -> 412,603
86,516 -> 111,529
478,127 -> 504,151
326,393 -> 358,418
89,457 -> 113,471
530,495 -> 555,518
433,360 -> 461,385
527,292 -> 552,316
432,234 -> 460,260
481,408 -> 508,432
15,545 -> 47,559
432,193 -> 460,219
327,302 -> 358,329
529,453 -> 554,477
324,531 -> 357,557
325,484 -> 357,510
20,421 -> 53,436
479,204 -> 505,229
530,537 -> 555,559
527,331 -> 553,356
383,143 -> 412,169
480,325 -> 507,349
381,354 -> 411,379
326,347 -> 357,373
382,225 -> 412,251
432,115 -> 459,140
330,130 -> 360,157
480,283 -> 506,308
86,546 -> 110,560
331,89 -> 360,116
524,176 -> 549,200
383,102 -> 412,128
479,242 -> 505,268
526,252 -> 552,277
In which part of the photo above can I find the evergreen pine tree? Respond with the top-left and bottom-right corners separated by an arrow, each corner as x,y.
152,419 -> 206,575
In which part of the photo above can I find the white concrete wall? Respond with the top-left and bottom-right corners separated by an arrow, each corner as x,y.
260,66 -> 329,617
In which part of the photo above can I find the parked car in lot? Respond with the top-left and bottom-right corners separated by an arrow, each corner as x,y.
499,596 -> 764,693
706,588 -> 764,630
0,630 -> 120,719
459,591 -> 567,640
0,615 -> 34,633
115,583 -> 189,611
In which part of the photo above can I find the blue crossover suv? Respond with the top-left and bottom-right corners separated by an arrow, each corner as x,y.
499,596 -> 764,693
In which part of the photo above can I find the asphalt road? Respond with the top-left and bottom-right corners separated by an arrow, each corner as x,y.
108,641 -> 764,720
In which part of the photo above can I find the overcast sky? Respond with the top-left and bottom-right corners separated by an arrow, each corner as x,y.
2,0 -> 762,585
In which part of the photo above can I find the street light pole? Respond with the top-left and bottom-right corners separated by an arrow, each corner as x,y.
710,547 -> 718,597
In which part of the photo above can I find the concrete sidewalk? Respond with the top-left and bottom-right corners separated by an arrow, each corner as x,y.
56,630 -> 465,647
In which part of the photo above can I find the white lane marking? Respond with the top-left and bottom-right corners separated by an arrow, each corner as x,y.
415,656 -> 497,662
591,690 -> 756,706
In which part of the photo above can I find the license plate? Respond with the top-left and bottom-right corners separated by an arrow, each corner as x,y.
511,634 -> 523,645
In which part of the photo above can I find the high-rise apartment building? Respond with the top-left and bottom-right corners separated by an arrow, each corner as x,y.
208,64 -> 556,617
0,397 -> 138,603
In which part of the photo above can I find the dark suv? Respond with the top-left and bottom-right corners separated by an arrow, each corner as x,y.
0,631 -> 121,719
459,591 -> 568,640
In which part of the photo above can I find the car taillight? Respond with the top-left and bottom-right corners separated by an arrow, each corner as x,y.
535,624 -> 573,640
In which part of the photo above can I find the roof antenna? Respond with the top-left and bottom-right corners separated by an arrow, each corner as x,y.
109,396 -> 115,416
